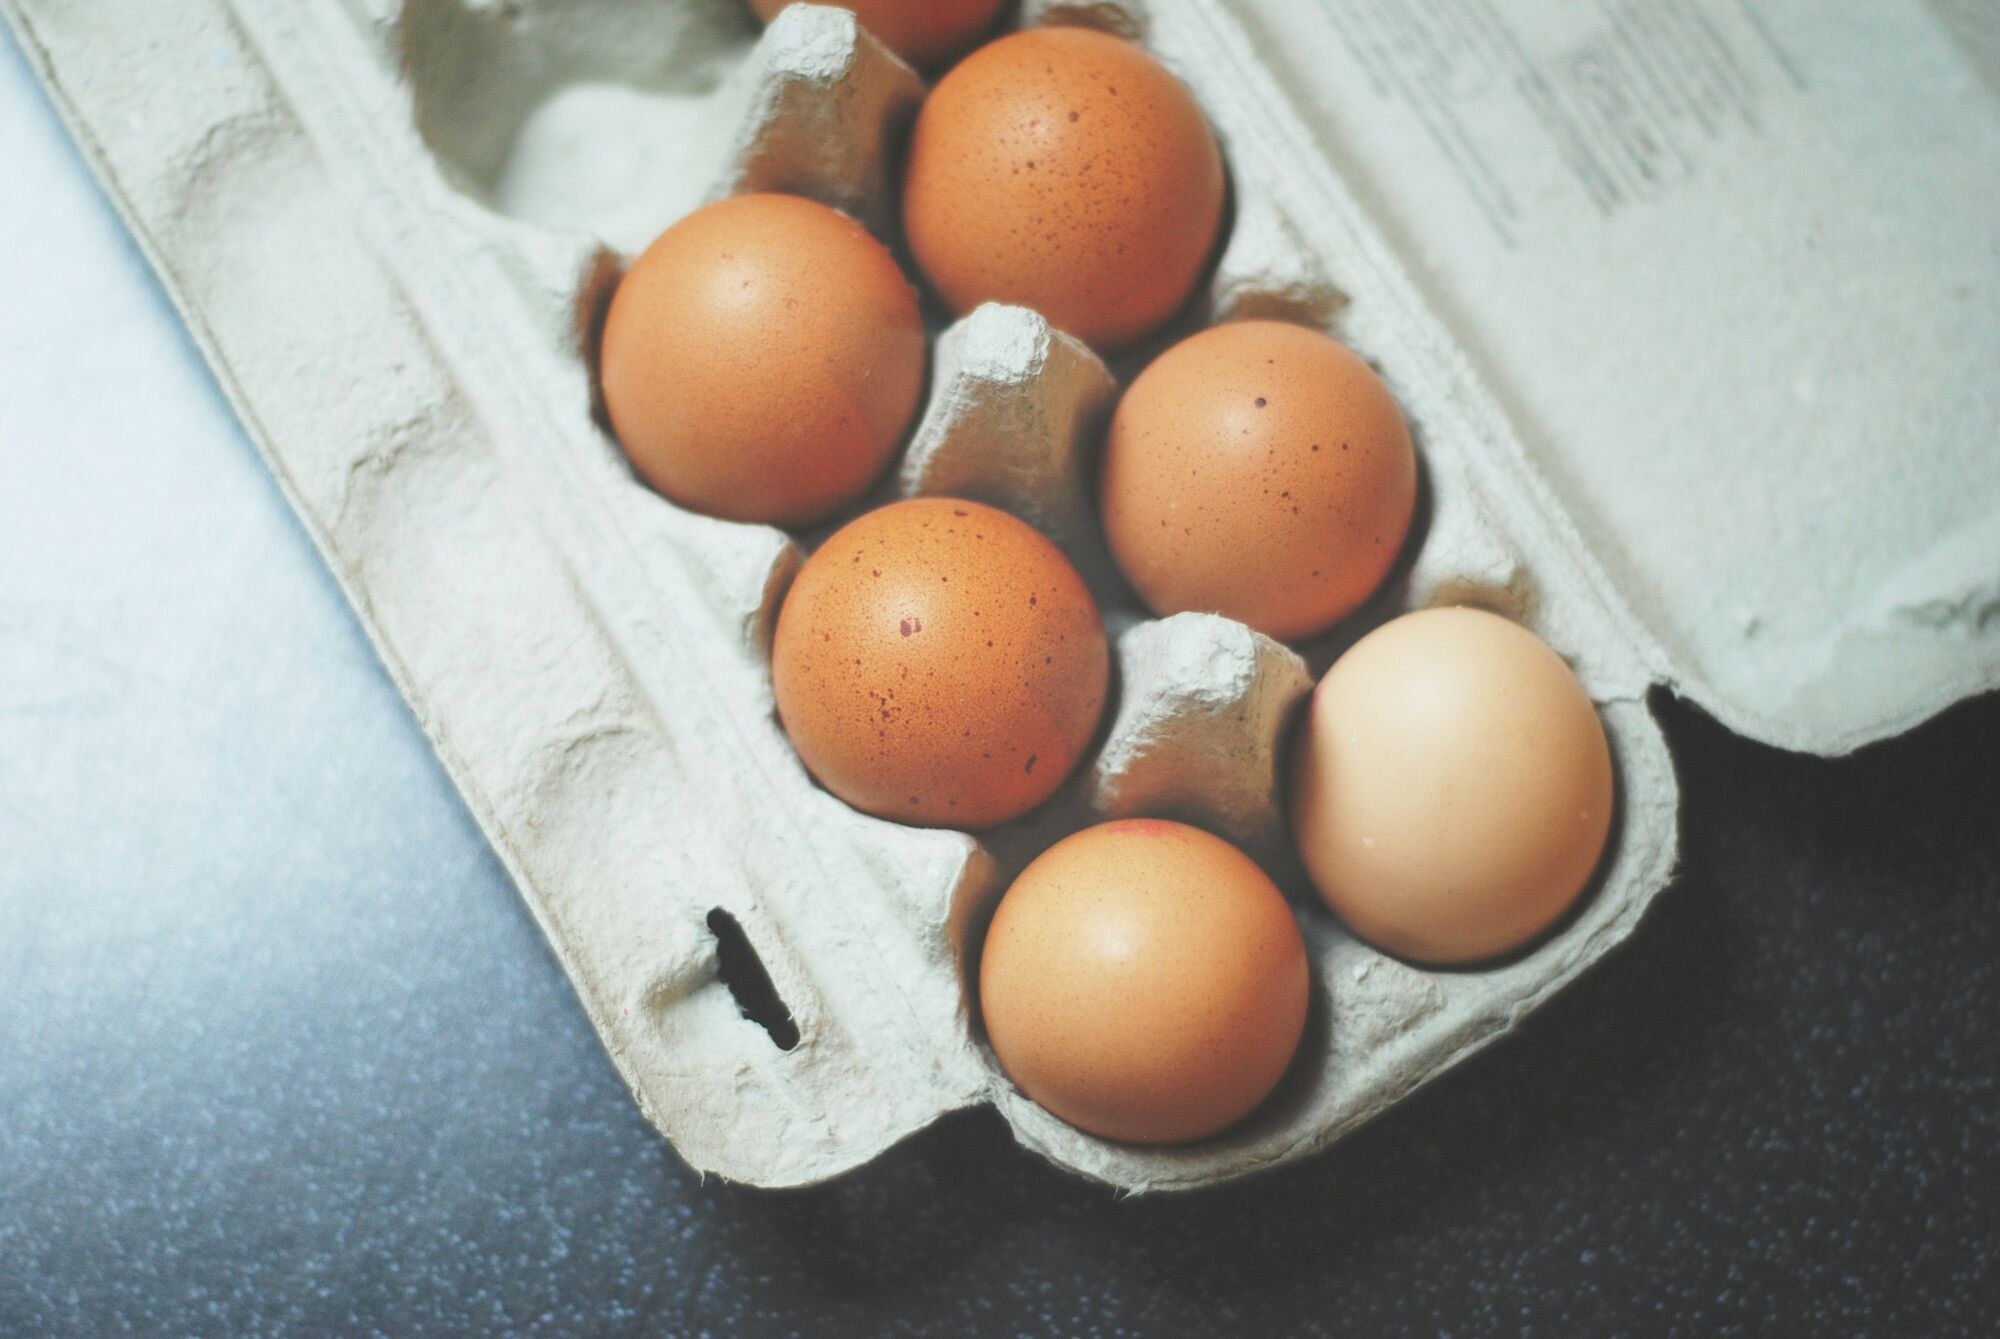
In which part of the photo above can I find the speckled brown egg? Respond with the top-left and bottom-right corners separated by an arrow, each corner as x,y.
599,193 -> 926,529
771,498 -> 1109,828
980,819 -> 1310,1145
1290,607 -> 1615,965
900,26 -> 1226,352
747,0 -> 1007,70
1099,320 -> 1418,643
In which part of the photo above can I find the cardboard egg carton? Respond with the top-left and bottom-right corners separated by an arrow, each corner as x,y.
8,0 -> 1993,1189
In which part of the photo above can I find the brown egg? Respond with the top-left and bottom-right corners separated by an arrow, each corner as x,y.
980,819 -> 1310,1144
747,0 -> 1006,70
901,26 -> 1226,352
771,498 -> 1109,828
1100,320 -> 1418,642
1290,607 -> 1615,965
599,193 -> 926,528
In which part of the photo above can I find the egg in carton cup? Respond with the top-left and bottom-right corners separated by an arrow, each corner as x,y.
8,0 -> 1684,1190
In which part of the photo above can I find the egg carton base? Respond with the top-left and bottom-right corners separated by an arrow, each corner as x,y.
3,0 -> 1689,1190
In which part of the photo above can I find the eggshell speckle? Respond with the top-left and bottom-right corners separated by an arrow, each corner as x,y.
901,26 -> 1226,352
1290,607 -> 1615,965
600,193 -> 926,528
1100,320 -> 1418,642
747,0 -> 1007,70
980,819 -> 1310,1145
771,498 -> 1110,828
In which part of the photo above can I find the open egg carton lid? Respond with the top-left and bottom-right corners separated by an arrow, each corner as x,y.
4,0 -> 1990,1191
1226,0 -> 2000,756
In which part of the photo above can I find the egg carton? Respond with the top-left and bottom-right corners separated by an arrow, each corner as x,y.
9,0 -> 1994,1191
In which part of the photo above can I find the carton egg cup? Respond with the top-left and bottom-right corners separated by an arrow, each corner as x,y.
5,0 -> 1692,1191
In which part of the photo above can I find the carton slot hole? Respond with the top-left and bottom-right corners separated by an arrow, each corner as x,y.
706,908 -> 800,1051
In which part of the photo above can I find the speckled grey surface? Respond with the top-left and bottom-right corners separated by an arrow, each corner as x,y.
3,20 -> 1997,1338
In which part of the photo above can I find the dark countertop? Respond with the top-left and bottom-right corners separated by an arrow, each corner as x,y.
2,24 -> 1996,1338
